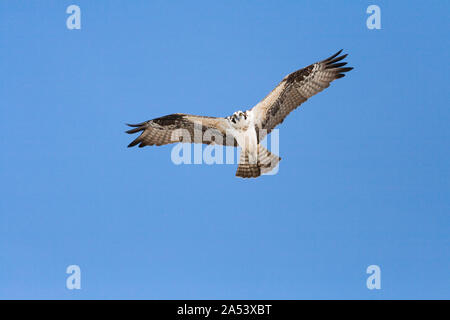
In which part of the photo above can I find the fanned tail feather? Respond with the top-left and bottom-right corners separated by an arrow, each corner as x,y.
257,144 -> 281,175
235,145 -> 281,178
236,151 -> 260,178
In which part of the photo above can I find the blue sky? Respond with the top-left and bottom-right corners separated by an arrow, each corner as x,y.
0,1 -> 448,299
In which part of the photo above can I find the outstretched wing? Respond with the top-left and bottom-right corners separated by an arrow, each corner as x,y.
126,113 -> 237,147
251,50 -> 353,141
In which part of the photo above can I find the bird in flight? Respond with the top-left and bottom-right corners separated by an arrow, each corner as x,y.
126,50 -> 352,178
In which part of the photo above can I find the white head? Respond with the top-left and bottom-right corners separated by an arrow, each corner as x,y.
228,110 -> 248,125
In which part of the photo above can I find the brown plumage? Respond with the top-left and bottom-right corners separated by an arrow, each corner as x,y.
126,50 -> 352,178
126,114 -> 237,147
251,49 -> 353,142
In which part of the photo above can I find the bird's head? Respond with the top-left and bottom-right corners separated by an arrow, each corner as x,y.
229,110 -> 247,124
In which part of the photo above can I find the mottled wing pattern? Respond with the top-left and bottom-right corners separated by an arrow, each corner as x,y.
251,50 -> 353,141
126,113 -> 237,147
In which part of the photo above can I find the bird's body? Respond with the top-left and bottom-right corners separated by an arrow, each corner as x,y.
126,50 -> 353,178
226,110 -> 259,165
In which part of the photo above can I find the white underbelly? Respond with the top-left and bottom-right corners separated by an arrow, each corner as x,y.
235,126 -> 258,163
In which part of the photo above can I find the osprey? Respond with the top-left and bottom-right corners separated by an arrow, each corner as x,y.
126,50 -> 352,178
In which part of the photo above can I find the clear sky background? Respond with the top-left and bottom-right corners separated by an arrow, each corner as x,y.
0,1 -> 448,299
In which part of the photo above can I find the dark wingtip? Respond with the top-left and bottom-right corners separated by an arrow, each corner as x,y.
326,49 -> 343,61
127,138 -> 139,147
323,48 -> 353,78
126,121 -> 148,128
125,121 -> 149,134
126,127 -> 144,134
326,54 -> 348,66
127,138 -> 142,148
332,62 -> 348,68
126,122 -> 148,146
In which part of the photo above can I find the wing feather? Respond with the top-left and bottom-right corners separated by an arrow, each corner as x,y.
251,50 -> 353,141
126,113 -> 237,148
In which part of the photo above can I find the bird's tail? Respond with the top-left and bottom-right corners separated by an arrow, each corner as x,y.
235,145 -> 281,178
257,144 -> 281,175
